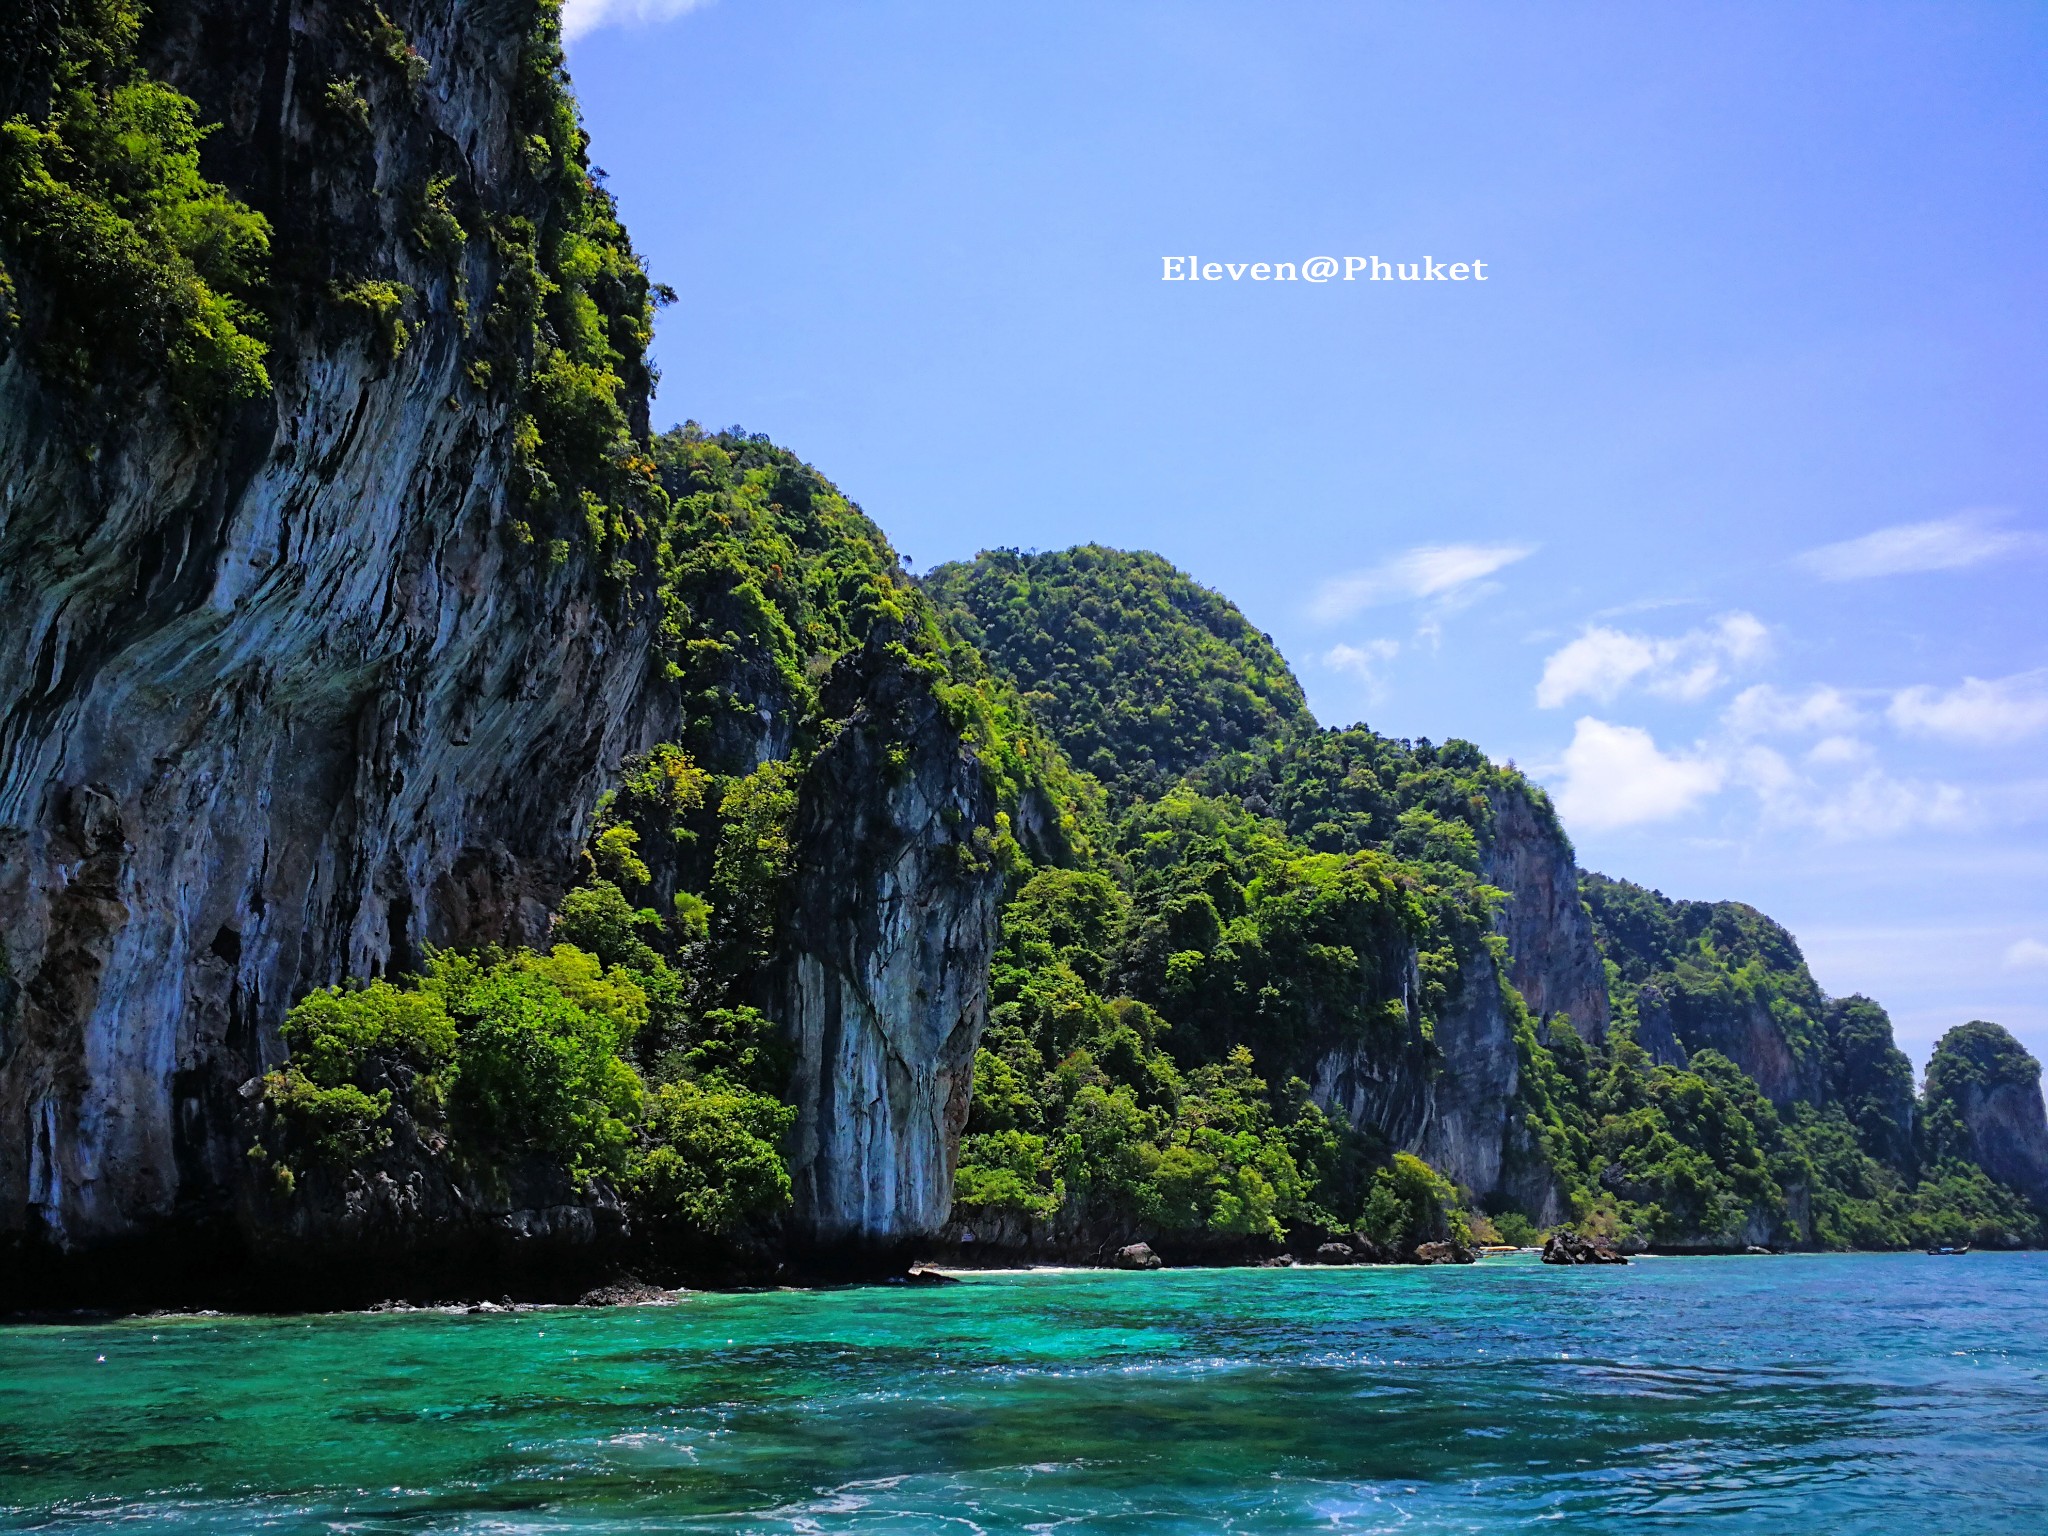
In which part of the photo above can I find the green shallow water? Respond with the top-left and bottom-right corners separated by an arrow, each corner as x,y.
4,1252 -> 2047,1532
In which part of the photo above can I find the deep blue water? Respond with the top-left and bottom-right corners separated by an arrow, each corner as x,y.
4,1252 -> 2046,1532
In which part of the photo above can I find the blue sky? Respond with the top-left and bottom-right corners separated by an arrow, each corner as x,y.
563,0 -> 2048,1070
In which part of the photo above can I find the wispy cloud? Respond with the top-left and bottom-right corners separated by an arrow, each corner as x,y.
1796,511 -> 2042,581
2005,938 -> 2048,971
1535,612 -> 1768,709
1321,638 -> 1401,694
1727,741 -> 1972,840
1805,734 -> 1872,766
1308,543 -> 1533,624
1890,670 -> 2048,746
563,0 -> 714,43
1724,683 -> 1865,739
1799,771 -> 1970,840
1551,717 -> 1725,832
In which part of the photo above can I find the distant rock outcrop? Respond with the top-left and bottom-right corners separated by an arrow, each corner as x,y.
1924,1022 -> 2048,1207
1541,1230 -> 1629,1265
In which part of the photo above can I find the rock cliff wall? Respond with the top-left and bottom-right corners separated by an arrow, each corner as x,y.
1,0 -> 665,1257
1409,951 -> 1519,1199
1951,1077 -> 2048,1208
1309,939 -> 1562,1219
1482,785 -> 1609,1043
1926,1022 -> 2048,1209
0,0 -> 1001,1284
775,644 -> 1003,1249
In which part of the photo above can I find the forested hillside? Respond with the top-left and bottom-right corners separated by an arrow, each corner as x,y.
927,547 -> 2048,1256
924,547 -> 1309,804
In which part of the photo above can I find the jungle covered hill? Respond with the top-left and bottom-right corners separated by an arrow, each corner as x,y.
922,545 -> 2048,1258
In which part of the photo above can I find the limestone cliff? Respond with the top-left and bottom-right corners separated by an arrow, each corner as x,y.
1583,874 -> 1829,1109
3,0 -> 658,1264
1482,785 -> 1608,1043
0,0 -> 1004,1295
774,641 -> 1004,1249
1407,952 -> 1527,1206
1924,1021 -> 2048,1208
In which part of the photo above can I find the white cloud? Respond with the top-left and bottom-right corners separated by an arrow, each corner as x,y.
1724,683 -> 1865,739
1309,543 -> 1534,623
2005,939 -> 2048,971
1730,742 -> 1800,799
1536,612 -> 1769,709
1551,717 -> 1725,832
1802,772 -> 1971,840
563,0 -> 714,42
1545,711 -> 1977,843
1323,638 -> 1400,675
1796,511 -> 2042,581
1890,670 -> 2048,746
1731,744 -> 1972,840
1805,734 -> 1873,766
1321,639 -> 1401,696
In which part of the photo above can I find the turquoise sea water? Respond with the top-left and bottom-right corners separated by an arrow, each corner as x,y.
4,1252 -> 2047,1532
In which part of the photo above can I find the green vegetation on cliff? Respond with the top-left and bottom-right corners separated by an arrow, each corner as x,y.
1190,725 -> 1562,870
488,0 -> 668,577
650,427 -> 1092,849
925,546 -> 1308,804
955,813 -> 1491,1254
1566,877 -> 2041,1249
928,549 -> 1527,1257
257,429 -> 1093,1257
0,0 -> 270,407
933,544 -> 2048,1256
259,751 -> 803,1248
1915,1020 -> 2048,1244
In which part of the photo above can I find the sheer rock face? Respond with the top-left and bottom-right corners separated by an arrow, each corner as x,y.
1307,945 -> 1431,1160
1929,1026 -> 2048,1208
1314,781 -> 1602,1218
1408,951 -> 1562,1224
774,653 -> 1003,1248
1630,985 -> 1691,1069
0,0 -> 665,1255
1670,995 -> 1826,1109
1411,952 -> 1518,1200
1954,1079 -> 2048,1207
0,0 -> 998,1270
1308,945 -> 1562,1220
1483,786 -> 1609,1043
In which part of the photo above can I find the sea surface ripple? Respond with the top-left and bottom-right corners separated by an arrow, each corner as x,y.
4,1251 -> 2046,1532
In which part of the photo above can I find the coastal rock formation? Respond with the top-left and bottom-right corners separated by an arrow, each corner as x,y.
1482,785 -> 1609,1042
1315,931 -> 1563,1224
1411,950 -> 1520,1198
775,644 -> 1003,1248
0,0 -> 1000,1286
1541,1229 -> 1629,1265
1629,984 -> 1691,1068
1824,995 -> 1919,1173
1411,1240 -> 1469,1265
1670,991 -> 1825,1108
1924,1022 -> 2048,1207
2,0 -> 662,1258
1583,876 -> 1829,1109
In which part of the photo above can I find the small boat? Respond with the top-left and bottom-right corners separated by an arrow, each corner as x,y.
1924,1243 -> 1972,1256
